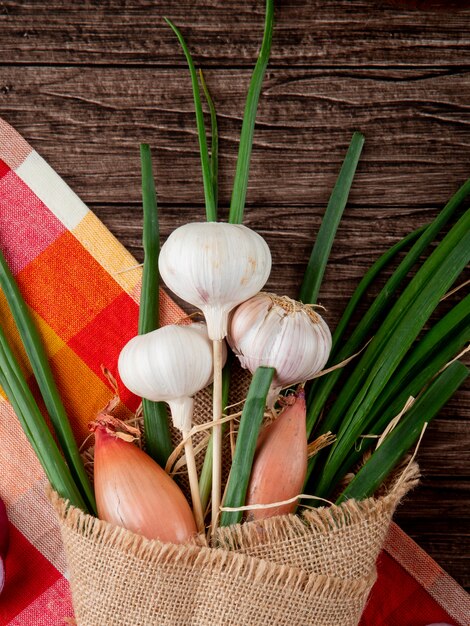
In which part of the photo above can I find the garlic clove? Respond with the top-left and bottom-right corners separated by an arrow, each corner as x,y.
159,222 -> 272,340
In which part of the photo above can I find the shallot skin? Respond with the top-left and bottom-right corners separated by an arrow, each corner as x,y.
94,427 -> 197,544
245,390 -> 308,521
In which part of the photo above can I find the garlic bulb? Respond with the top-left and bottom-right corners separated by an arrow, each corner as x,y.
118,323 -> 214,432
118,322 -> 220,532
228,293 -> 332,406
158,222 -> 272,340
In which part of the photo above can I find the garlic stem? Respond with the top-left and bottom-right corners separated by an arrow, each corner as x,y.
169,396 -> 205,533
182,429 -> 205,533
211,339 -> 224,534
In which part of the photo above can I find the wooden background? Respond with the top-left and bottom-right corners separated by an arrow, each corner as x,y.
1,0 -> 469,589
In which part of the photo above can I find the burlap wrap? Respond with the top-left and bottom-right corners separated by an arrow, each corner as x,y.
50,462 -> 418,626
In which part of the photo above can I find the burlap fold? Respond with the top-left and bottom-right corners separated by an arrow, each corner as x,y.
50,463 -> 418,626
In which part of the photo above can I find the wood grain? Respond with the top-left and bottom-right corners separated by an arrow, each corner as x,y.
0,0 -> 469,591
1,67 -> 469,207
1,1 -> 470,67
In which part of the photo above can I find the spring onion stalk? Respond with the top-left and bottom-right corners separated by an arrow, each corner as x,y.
0,325 -> 88,510
139,144 -> 173,467
336,361 -> 468,504
0,250 -> 96,513
199,358 -> 232,513
228,0 -> 274,224
312,209 -> 470,499
306,224 -> 427,436
165,18 -> 216,221
306,179 -> 470,439
220,366 -> 274,527
367,294 -> 470,424
299,132 -> 364,305
333,315 -> 470,484
199,70 -> 219,211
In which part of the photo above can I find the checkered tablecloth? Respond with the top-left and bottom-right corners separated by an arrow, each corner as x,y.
0,117 -> 468,625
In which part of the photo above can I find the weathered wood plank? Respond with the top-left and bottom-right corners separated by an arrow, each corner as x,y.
93,201 -> 458,306
396,518 -> 470,588
1,67 -> 469,207
397,480 -> 470,519
1,1 -> 470,67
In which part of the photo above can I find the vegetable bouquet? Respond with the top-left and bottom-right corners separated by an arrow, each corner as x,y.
0,1 -> 468,624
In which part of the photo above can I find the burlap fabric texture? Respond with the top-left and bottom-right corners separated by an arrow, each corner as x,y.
50,462 -> 418,626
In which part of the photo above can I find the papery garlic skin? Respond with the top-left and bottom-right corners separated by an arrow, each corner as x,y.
118,324 -> 213,431
159,222 -> 272,340
228,293 -> 332,406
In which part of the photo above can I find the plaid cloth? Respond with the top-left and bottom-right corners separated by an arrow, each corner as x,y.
0,117 -> 468,625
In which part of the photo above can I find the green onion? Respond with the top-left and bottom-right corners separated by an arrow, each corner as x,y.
165,18 -> 216,221
199,357 -> 231,512
139,144 -> 173,467
228,0 -> 274,224
306,179 -> 470,440
199,70 -> 219,211
313,208 -> 470,499
220,366 -> 274,527
368,294 -> 470,424
0,250 -> 96,513
299,132 -> 364,305
333,308 -> 470,484
336,361 -> 468,504
306,224 -> 426,436
0,325 -> 88,510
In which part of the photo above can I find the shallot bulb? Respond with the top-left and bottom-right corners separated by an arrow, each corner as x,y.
245,389 -> 307,520
91,415 -> 197,544
228,293 -> 332,407
159,222 -> 272,340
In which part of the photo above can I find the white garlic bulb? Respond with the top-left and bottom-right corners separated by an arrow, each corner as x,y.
228,293 -> 332,407
159,222 -> 272,340
118,323 -> 214,432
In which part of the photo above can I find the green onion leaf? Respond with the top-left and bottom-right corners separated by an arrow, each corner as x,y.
299,132 -> 364,305
165,18 -> 216,221
0,325 -> 88,511
334,305 -> 470,483
306,179 -> 470,441
0,249 -> 96,514
139,144 -> 173,466
199,69 -> 219,211
220,366 -> 274,527
306,224 -> 427,436
314,208 -> 470,499
229,0 -> 274,224
336,361 -> 468,504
